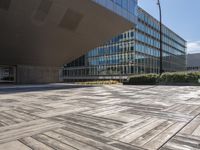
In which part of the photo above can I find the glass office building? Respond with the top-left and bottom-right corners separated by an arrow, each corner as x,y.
62,7 -> 187,81
92,0 -> 138,24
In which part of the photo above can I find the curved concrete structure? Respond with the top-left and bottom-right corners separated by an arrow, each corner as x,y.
0,0 -> 137,83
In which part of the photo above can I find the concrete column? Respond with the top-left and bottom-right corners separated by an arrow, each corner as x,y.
16,65 -> 61,84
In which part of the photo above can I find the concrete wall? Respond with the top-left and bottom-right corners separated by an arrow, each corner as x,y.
16,65 -> 60,84
0,0 -> 133,67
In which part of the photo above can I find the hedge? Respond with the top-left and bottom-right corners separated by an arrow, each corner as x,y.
125,72 -> 200,85
159,72 -> 200,84
76,80 -> 120,85
126,74 -> 159,85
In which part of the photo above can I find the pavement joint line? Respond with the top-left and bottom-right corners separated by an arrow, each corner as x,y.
158,112 -> 200,150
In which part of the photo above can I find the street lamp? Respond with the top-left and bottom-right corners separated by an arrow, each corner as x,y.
157,0 -> 163,75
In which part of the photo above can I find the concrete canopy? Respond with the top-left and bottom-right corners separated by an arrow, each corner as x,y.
0,0 -> 133,67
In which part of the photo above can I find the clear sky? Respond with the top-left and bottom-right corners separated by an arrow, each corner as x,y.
138,0 -> 200,54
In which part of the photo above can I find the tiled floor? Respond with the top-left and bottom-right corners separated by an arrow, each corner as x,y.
0,84 -> 200,150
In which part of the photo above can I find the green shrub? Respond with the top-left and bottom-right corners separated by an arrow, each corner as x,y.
127,74 -> 159,85
160,72 -> 200,84
76,80 -> 120,85
186,72 -> 200,83
126,72 -> 200,85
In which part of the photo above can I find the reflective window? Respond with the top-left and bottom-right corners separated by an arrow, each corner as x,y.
63,6 -> 186,78
92,0 -> 138,24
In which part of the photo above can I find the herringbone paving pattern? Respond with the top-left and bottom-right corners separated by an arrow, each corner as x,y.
0,84 -> 200,150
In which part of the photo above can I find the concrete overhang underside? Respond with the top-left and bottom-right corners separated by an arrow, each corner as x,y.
0,0 -> 133,66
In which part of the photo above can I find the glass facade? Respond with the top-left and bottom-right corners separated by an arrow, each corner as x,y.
63,7 -> 186,80
92,0 -> 138,24
0,66 -> 15,83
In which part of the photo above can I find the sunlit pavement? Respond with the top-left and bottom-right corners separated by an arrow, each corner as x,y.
0,84 -> 200,150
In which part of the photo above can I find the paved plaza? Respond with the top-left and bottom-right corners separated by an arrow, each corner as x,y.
0,84 -> 200,150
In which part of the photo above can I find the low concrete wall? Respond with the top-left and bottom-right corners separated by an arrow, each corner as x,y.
16,65 -> 60,84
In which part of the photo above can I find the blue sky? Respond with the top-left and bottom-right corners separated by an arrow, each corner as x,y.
138,0 -> 200,54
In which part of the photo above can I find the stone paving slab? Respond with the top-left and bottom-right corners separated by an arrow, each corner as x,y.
0,84 -> 200,150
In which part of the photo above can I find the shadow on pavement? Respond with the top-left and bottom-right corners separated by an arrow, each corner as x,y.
0,84 -> 92,94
